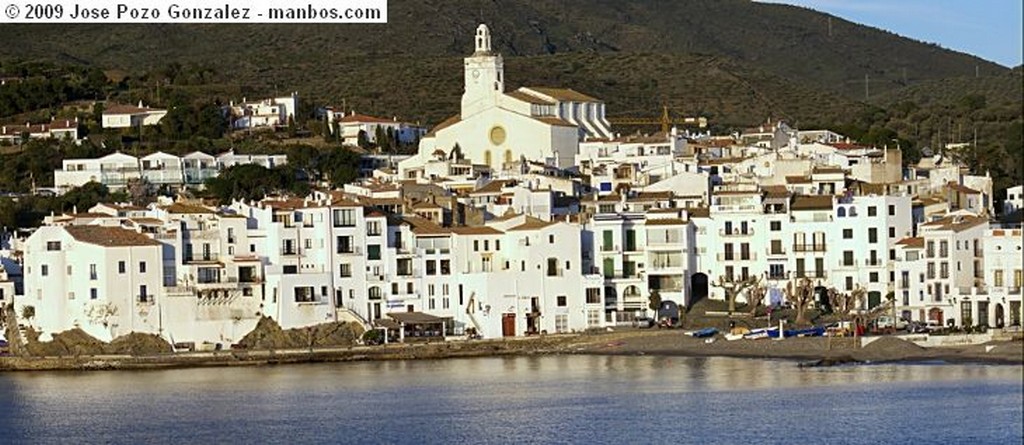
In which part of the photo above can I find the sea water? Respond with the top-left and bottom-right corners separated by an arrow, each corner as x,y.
0,356 -> 1020,444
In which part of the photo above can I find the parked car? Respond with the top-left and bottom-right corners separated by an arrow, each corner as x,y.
633,317 -> 655,329
876,315 -> 909,331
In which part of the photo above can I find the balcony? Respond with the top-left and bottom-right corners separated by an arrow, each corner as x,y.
838,260 -> 857,268
793,244 -> 827,253
720,228 -> 755,237
280,248 -> 300,256
336,246 -> 362,256
137,295 -> 155,304
184,254 -> 221,264
864,259 -> 884,267
604,269 -> 642,280
795,271 -> 827,279
766,247 -> 787,257
717,253 -> 756,262
601,244 -> 619,253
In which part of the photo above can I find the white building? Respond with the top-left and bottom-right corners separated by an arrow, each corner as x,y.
326,111 -> 426,147
19,225 -> 165,342
400,24 -> 613,174
227,93 -> 298,130
0,118 -> 79,144
1002,185 -> 1022,216
53,151 -> 288,192
101,102 -> 167,128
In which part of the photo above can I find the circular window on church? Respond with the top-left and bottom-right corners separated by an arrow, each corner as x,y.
489,126 -> 506,146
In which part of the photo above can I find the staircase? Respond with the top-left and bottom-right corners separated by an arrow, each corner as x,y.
465,293 -> 483,338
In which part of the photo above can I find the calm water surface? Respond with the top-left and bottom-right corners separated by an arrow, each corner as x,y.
0,356 -> 1020,444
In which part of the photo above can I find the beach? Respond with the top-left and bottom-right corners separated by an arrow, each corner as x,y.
1,328 -> 1020,372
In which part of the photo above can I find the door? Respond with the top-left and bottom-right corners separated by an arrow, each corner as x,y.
502,313 -> 516,337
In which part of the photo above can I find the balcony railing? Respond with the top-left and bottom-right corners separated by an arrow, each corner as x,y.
864,259 -> 883,267
795,271 -> 827,279
281,248 -> 299,256
766,247 -> 787,256
184,254 -> 220,264
717,253 -> 756,261
336,246 -> 362,255
720,228 -> 755,237
137,295 -> 155,304
793,244 -> 827,253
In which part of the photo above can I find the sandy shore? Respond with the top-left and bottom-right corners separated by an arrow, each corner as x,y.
565,330 -> 1024,365
1,330 -> 1020,372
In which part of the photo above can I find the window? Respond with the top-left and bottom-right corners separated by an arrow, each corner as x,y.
118,261 -> 126,274
889,227 -> 896,238
845,276 -> 854,291
440,260 -> 450,275
547,258 -> 560,276
474,240 -> 479,251
843,229 -> 853,239
283,265 -> 298,274
90,288 -> 98,300
367,245 -> 381,260
994,270 -> 1004,287
294,286 -> 316,303
41,265 -> 48,277
557,296 -> 567,307
139,261 -> 147,273
549,234 -> 555,244
495,240 -> 500,251
89,264 -> 97,280
868,206 -> 877,217
333,209 -> 356,227
888,205 -> 895,216
869,272 -> 879,283
426,260 -> 437,275
304,239 -> 313,250
392,283 -> 399,294
46,241 -> 61,251
139,285 -> 149,302
843,251 -> 854,266
555,314 -> 568,333
868,228 -> 878,243
586,288 -> 601,304
769,264 -> 785,279
770,221 -> 781,231
939,241 -> 948,257
337,236 -> 353,254
770,239 -> 783,254
67,265 -> 72,276
367,221 -> 381,236
368,287 -> 382,300
339,264 -> 352,278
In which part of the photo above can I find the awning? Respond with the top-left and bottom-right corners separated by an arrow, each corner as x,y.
387,311 -> 447,325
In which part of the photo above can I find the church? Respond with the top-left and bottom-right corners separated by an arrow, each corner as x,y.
399,24 -> 613,176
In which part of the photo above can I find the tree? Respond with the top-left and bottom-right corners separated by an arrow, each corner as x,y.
785,277 -> 816,326
710,275 -> 759,315
648,289 -> 662,317
747,280 -> 767,317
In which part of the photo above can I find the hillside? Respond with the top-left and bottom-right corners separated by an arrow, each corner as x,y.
0,0 -> 1013,122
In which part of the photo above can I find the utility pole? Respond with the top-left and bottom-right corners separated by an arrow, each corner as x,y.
827,17 -> 832,37
864,74 -> 869,101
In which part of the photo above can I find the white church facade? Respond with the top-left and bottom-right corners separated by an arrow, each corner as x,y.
400,24 -> 613,176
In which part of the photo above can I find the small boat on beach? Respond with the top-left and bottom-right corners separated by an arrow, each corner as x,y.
691,328 -> 718,338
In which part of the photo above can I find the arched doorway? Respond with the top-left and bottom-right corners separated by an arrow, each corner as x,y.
690,273 -> 709,307
995,304 -> 1005,328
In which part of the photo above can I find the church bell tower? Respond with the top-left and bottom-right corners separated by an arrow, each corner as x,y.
461,24 -> 504,118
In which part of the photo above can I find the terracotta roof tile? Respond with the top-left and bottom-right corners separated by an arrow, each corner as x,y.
65,226 -> 160,247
